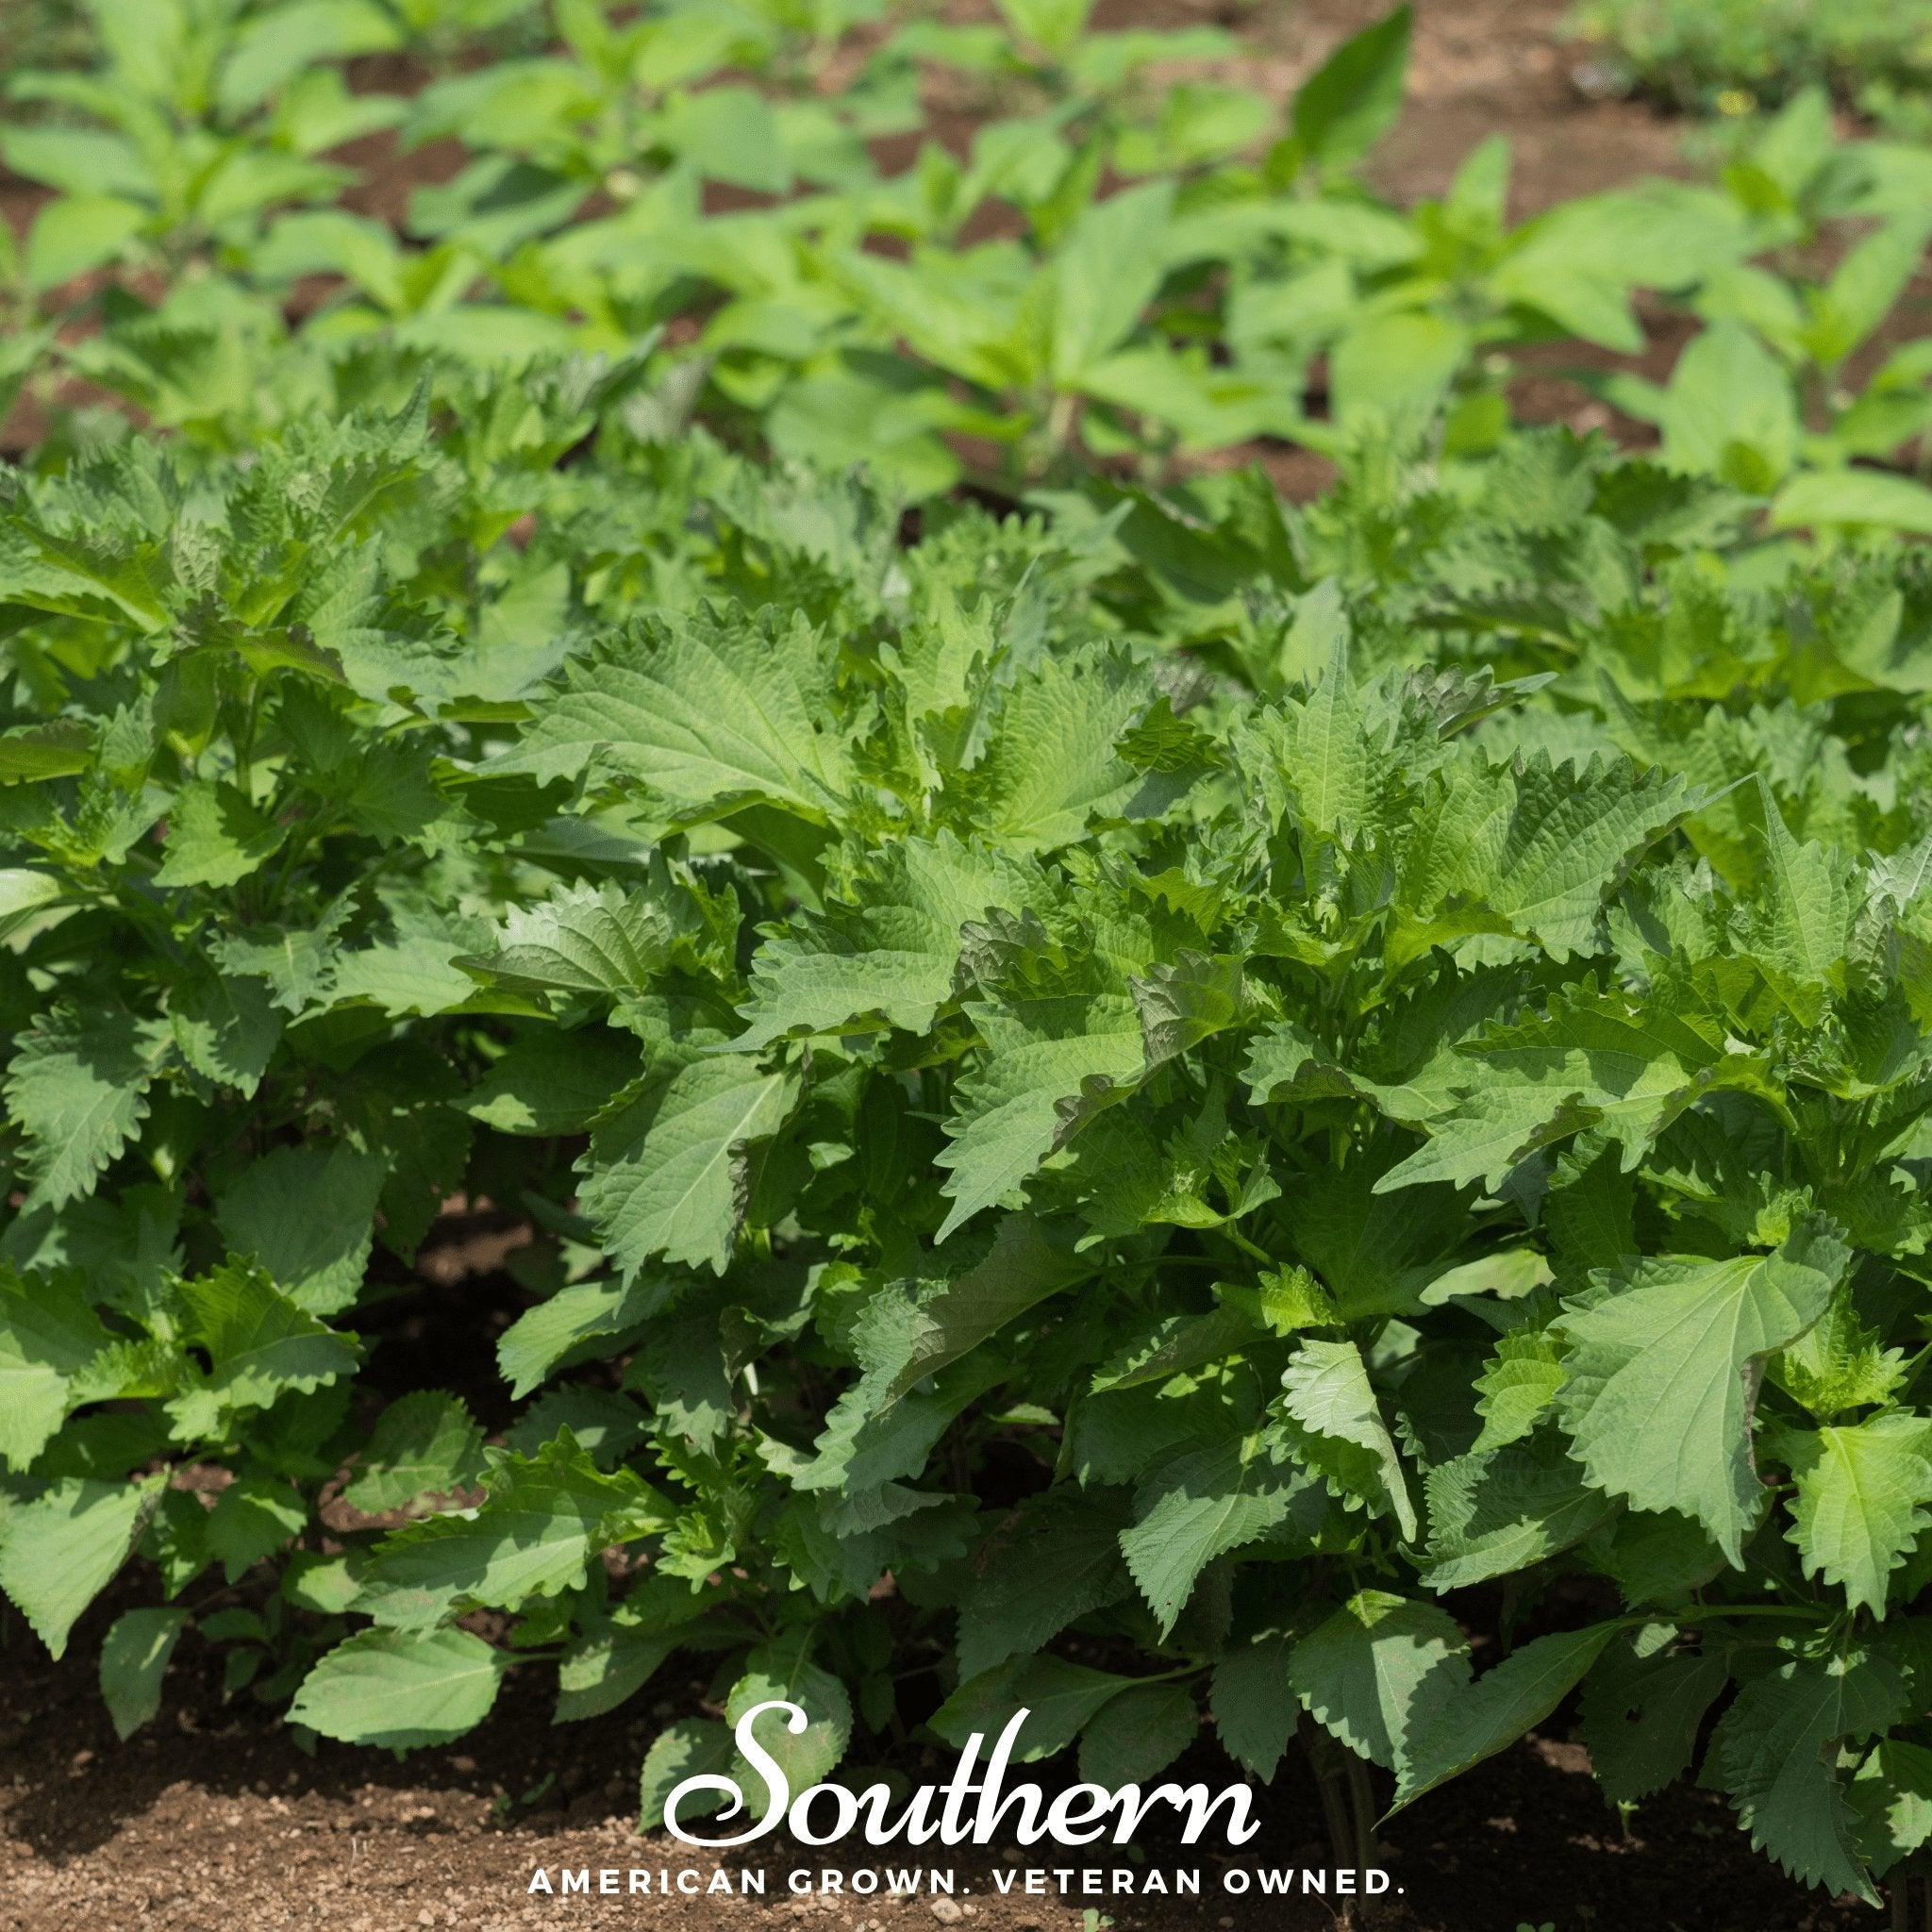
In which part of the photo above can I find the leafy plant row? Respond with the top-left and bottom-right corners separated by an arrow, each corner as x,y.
7,0 -> 1932,525
0,356 -> 1931,1904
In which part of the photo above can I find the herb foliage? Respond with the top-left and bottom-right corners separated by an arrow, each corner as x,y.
3,0 -> 1932,1909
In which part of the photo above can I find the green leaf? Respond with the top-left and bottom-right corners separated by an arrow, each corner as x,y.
975,653 -> 1152,854
1471,1326 -> 1566,1452
458,1028 -> 628,1136
495,1273 -> 675,1401
1774,1412 -> 1932,1619
0,868 -> 65,941
1051,182 -> 1174,385
206,1476 -> 308,1584
1556,1222 -> 1845,1562
342,1391 -> 485,1515
99,1606 -> 191,1740
0,1269 -> 114,1471
639,1719 -> 733,1831
457,879 -> 675,994
1706,1646 -> 1906,1906
626,1312 -> 734,1451
1417,1430 -> 1617,1591
25,193 -> 145,291
216,1143 -> 389,1315
6,1003 -> 163,1210
936,989 -> 1145,1241
1288,1590 -> 1471,1774
725,1640 -> 854,1801
556,1620 -> 678,1726
1487,756 -> 1700,960
1745,778 -> 1851,1025
1291,4 -> 1412,170
492,609 -> 853,824
1851,1739 -> 1932,1879
931,1656 -> 1137,1761
290,1626 -> 510,1751
1211,1633 -> 1297,1782
152,780 -> 284,889
853,1215 -> 1091,1408
1391,1623 -> 1621,1812
1657,320 -> 1800,491
353,1434 -> 648,1629
1772,470 -> 1932,536
0,723 -> 92,780
578,1055 -> 797,1277
1076,1682 -> 1196,1787
736,834 -> 1044,1047
166,1258 -> 360,1437
1121,1432 -> 1307,1637
1279,1338 -> 1418,1540
956,1491 -> 1131,1681
169,970 -> 283,1097
1578,1627 -> 1728,1805
0,1474 -> 161,1659
1375,993 -> 1712,1195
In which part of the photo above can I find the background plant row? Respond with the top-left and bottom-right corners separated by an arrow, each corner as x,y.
5,0 -> 1932,1914
7,0 -> 1932,525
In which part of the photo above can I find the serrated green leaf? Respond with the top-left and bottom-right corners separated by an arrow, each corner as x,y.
6,1004 -> 163,1210
1279,1337 -> 1418,1540
1210,1632 -> 1297,1782
1707,1646 -> 1905,1906
0,1269 -> 114,1471
1774,1411 -> 1932,1619
343,1391 -> 486,1515
1391,1622 -> 1620,1812
1122,1432 -> 1306,1636
736,834 -> 1045,1047
1556,1221 -> 1845,1562
166,1258 -> 359,1437
170,969 -> 283,1097
639,1719 -> 733,1831
152,780 -> 283,889
458,878 -> 675,994
930,1655 -> 1137,1761
725,1638 -> 853,1801
975,652 -> 1151,853
0,1474 -> 162,1659
1471,1325 -> 1566,1451
957,1491 -> 1132,1681
99,1606 -> 191,1740
854,1215 -> 1090,1409
458,1028 -> 629,1137
216,1142 -> 389,1315
290,1626 -> 509,1750
936,989 -> 1144,1240
206,1476 -> 308,1583
1578,1627 -> 1727,1806
1076,1682 -> 1196,1787
1418,1429 -> 1616,1590
1288,1589 -> 1470,1773
578,1055 -> 797,1278
491,608 -> 853,823
353,1433 -> 648,1629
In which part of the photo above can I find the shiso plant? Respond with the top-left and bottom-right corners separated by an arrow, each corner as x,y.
3,0 -> 1932,1915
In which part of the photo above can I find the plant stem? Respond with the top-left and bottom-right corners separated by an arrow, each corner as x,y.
1300,1721 -> 1355,1874
1344,1747 -> 1378,1878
